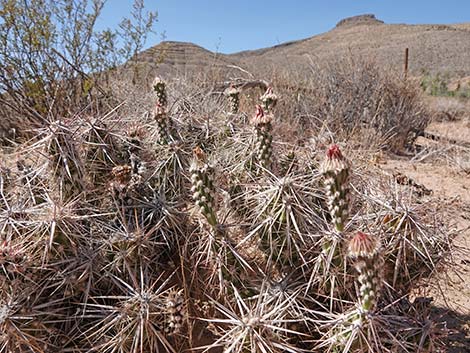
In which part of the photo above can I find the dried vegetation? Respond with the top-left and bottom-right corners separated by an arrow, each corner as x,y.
0,60 -> 458,352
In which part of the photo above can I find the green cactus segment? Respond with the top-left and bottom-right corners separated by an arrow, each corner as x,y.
321,144 -> 350,232
252,105 -> 273,169
255,126 -> 273,168
164,289 -> 185,336
224,85 -> 241,114
154,104 -> 170,145
348,232 -> 383,313
153,77 -> 167,107
190,161 -> 218,227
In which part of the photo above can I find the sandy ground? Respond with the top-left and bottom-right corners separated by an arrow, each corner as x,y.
380,117 -> 470,352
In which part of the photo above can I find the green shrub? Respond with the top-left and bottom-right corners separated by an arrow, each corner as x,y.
0,0 -> 157,142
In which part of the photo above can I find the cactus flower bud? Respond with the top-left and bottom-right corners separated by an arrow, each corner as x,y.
348,232 -> 383,313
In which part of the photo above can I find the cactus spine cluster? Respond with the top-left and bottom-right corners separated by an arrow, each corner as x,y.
0,75 -> 449,353
46,120 -> 84,199
251,105 -> 273,169
321,144 -> 351,232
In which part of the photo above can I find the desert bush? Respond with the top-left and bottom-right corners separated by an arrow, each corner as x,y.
271,59 -> 430,152
421,71 -> 470,98
0,0 -> 157,143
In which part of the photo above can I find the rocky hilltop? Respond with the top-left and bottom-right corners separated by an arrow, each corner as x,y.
126,15 -> 470,80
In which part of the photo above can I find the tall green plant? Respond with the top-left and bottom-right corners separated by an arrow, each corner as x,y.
0,0 -> 157,135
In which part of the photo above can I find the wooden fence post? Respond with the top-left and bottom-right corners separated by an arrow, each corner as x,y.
404,48 -> 409,80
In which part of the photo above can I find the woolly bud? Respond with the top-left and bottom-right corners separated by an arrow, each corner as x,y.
321,144 -> 349,175
251,105 -> 272,127
348,232 -> 380,259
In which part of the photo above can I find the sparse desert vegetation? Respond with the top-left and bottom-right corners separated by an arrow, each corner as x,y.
1,3 -> 470,353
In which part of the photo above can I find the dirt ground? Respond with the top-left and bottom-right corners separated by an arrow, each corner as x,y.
380,116 -> 470,352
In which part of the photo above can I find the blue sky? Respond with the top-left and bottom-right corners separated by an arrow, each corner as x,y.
98,0 -> 470,54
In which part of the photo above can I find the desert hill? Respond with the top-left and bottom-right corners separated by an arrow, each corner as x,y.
129,14 -> 470,80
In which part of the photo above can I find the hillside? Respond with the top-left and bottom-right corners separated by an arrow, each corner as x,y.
130,14 -> 470,79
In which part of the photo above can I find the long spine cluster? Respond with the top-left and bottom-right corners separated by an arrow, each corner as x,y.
47,121 -> 84,199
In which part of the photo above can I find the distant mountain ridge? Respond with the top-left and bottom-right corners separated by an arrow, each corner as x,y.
128,14 -> 470,80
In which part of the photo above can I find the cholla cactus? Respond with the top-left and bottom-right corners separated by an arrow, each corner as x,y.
348,232 -> 383,313
224,84 -> 241,114
152,76 -> 167,107
154,103 -> 171,144
260,87 -> 278,113
321,144 -> 351,232
164,289 -> 185,336
251,105 -> 273,169
190,147 -> 217,227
